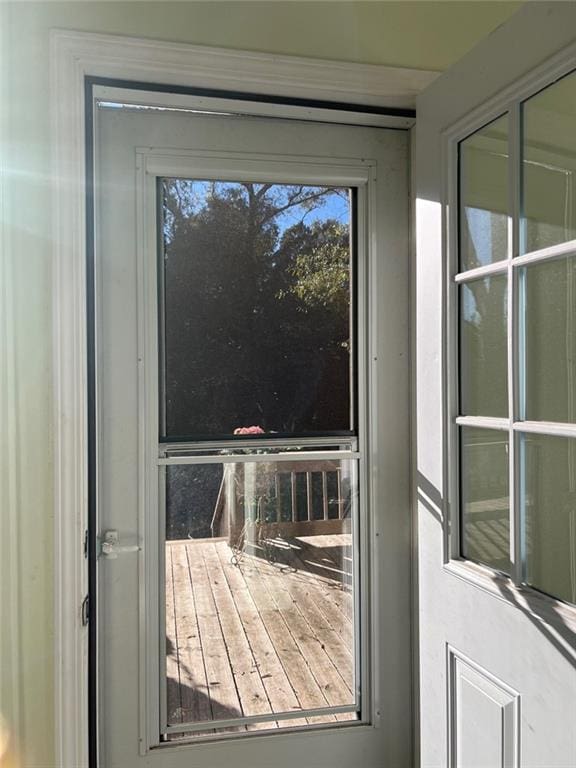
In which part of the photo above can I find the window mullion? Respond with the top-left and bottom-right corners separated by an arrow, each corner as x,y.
509,101 -> 523,586
454,260 -> 508,283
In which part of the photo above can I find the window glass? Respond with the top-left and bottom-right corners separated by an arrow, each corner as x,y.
456,73 -> 576,606
164,456 -> 358,734
522,433 -> 576,603
460,427 -> 510,575
523,254 -> 576,423
522,70 -> 576,253
459,115 -> 509,271
160,180 -> 353,439
459,275 -> 508,418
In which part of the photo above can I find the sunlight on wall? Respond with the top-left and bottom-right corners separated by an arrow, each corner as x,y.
415,196 -> 443,480
0,715 -> 19,768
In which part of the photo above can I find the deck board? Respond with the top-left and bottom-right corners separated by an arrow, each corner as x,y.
259,561 -> 354,692
200,543 -> 274,731
251,556 -> 352,718
165,533 -> 356,737
213,540 -> 308,729
171,544 -> 212,726
186,543 -> 245,731
165,546 -> 182,725
277,538 -> 354,647
240,554 -> 336,725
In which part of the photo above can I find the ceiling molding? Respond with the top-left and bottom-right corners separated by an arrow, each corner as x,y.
51,28 -> 439,110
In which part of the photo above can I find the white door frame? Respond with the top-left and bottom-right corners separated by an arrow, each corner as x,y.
50,30 -> 437,768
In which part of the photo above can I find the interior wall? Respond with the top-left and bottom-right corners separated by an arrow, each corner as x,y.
0,2 -> 521,766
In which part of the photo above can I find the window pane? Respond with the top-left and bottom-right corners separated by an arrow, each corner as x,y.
522,69 -> 576,253
522,433 -> 576,604
161,180 -> 353,439
459,275 -> 508,417
460,427 -> 510,574
459,115 -> 509,271
164,456 -> 358,734
523,254 -> 576,423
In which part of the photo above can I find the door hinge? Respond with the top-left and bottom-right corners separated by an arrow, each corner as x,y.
81,594 -> 90,627
83,529 -> 88,558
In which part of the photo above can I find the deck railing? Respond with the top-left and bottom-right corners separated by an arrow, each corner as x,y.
211,460 -> 350,542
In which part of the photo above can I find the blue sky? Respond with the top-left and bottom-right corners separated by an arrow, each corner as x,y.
278,188 -> 350,231
171,180 -> 350,234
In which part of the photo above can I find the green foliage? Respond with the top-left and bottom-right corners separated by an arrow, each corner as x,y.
162,180 -> 351,437
279,220 -> 350,317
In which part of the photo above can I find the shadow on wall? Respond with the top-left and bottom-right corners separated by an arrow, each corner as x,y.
417,471 -> 444,526
491,577 -> 576,669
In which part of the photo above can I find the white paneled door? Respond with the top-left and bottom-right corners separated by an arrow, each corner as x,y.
416,5 -> 576,767
94,98 -> 410,766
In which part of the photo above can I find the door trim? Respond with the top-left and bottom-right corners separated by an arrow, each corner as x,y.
50,30 -> 433,768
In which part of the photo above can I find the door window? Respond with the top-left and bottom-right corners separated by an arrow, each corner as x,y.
453,69 -> 576,605
157,179 -> 361,738
160,180 -> 354,439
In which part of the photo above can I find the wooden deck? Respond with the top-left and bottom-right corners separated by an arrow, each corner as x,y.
165,533 -> 356,737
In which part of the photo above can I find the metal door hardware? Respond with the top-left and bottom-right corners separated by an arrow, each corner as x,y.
100,530 -> 141,559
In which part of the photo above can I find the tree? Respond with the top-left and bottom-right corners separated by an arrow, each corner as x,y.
278,219 -> 350,316
161,180 -> 351,437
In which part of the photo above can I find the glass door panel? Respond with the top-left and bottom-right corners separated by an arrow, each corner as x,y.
459,275 -> 508,418
157,177 -> 361,739
523,253 -> 576,423
160,180 -> 354,440
454,65 -> 576,607
459,114 -> 509,271
460,426 -> 510,575
521,432 -> 576,604
163,453 -> 359,738
522,70 -> 576,253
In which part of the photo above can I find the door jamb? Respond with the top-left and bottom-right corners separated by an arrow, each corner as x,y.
50,29 -> 435,768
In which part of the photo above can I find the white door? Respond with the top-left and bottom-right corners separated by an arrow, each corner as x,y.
95,95 -> 410,766
416,5 -> 576,767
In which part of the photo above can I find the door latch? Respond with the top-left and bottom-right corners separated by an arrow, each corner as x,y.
100,530 -> 140,559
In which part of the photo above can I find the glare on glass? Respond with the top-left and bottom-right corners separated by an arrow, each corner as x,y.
160,179 -> 353,439
523,255 -> 576,423
459,114 -> 509,272
459,275 -> 508,418
460,427 -> 510,575
164,457 -> 358,734
522,433 -> 576,604
522,69 -> 576,253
